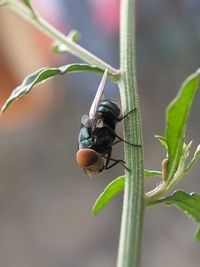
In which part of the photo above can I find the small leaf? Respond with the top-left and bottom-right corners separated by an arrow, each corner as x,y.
67,30 -> 81,42
166,69 -> 200,183
158,190 -> 200,223
92,176 -> 124,215
51,43 -> 68,54
52,30 -> 80,54
93,170 -> 162,215
195,227 -> 200,241
184,144 -> 200,174
144,170 -> 162,178
1,64 -> 104,113
155,135 -> 168,149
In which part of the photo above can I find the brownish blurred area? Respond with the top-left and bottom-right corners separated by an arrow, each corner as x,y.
0,9 -> 60,130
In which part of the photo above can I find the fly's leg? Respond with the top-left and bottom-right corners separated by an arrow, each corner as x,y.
117,107 -> 137,121
104,125 -> 141,147
113,132 -> 141,147
112,140 -> 121,145
105,160 -> 130,170
107,108 -> 136,122
102,151 -> 130,171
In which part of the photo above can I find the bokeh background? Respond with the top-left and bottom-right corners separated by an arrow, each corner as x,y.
0,0 -> 200,266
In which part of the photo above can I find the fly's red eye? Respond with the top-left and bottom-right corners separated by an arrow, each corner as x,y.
76,149 -> 99,168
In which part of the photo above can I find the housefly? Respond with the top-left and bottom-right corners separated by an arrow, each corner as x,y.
76,69 -> 137,176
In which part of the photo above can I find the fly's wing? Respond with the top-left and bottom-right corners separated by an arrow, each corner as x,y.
89,68 -> 108,122
81,114 -> 91,127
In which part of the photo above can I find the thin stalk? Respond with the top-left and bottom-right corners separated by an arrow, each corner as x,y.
117,0 -> 144,267
1,0 -> 117,74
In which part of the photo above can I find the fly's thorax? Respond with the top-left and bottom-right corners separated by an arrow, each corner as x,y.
89,126 -> 115,155
97,100 -> 120,118
97,100 -> 120,129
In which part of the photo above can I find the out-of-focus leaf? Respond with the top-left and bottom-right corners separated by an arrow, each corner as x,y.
92,176 -> 124,215
154,135 -> 168,149
166,69 -> 200,183
0,1 -> 7,7
1,64 -> 104,113
195,227 -> 200,241
158,190 -> 200,223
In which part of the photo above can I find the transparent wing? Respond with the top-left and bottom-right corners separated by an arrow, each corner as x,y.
89,68 -> 108,120
81,114 -> 91,127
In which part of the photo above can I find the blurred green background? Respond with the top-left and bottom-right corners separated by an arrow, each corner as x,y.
0,1 -> 200,266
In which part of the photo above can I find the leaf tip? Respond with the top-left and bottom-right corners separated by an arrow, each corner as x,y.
1,100 -> 10,114
195,227 -> 200,241
196,144 -> 200,152
92,208 -> 98,216
92,202 -> 99,216
1,105 -> 6,115
67,29 -> 81,42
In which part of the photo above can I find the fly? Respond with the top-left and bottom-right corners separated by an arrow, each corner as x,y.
76,69 -> 139,176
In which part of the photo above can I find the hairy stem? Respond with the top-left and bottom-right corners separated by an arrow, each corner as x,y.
117,0 -> 144,267
1,0 -> 117,74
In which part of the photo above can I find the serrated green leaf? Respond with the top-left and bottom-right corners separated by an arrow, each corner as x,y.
1,64 -> 104,113
159,190 -> 200,223
159,190 -> 200,241
92,176 -> 124,215
195,227 -> 200,241
155,135 -> 168,149
166,69 -> 200,183
184,144 -> 200,174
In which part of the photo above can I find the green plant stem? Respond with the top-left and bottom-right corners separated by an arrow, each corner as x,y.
117,0 -> 144,267
1,0 -> 117,74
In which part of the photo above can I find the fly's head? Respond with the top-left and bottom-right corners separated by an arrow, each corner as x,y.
76,148 -> 105,177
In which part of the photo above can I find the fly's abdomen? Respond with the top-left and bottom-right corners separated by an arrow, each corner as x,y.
78,127 -> 93,149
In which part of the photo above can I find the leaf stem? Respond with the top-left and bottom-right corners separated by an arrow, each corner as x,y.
117,0 -> 144,267
1,0 -> 117,74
